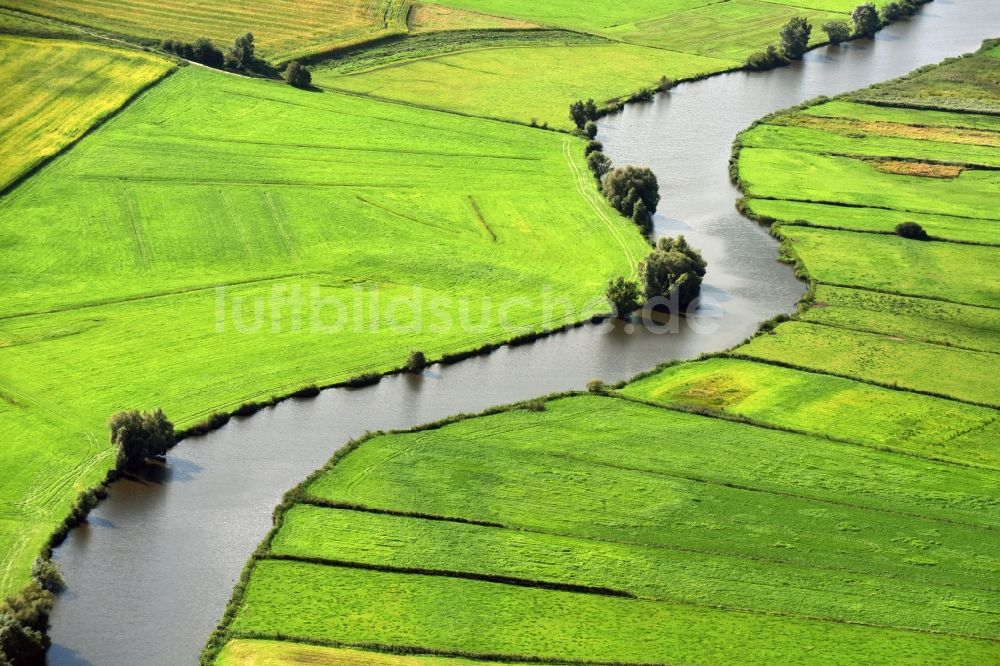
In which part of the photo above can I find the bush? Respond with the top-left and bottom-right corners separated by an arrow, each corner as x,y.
406,351 -> 427,373
586,151 -> 612,179
30,560 -> 63,594
881,1 -> 904,21
584,140 -> 603,156
602,165 -> 660,229
745,44 -> 788,71
606,277 -> 642,318
629,88 -> 654,103
284,60 -> 311,88
583,121 -> 598,139
109,408 -> 174,470
852,3 -> 881,38
191,37 -> 224,67
895,221 -> 929,240
659,76 -> 672,92
639,236 -> 707,312
779,16 -> 811,59
161,37 -> 224,68
822,20 -> 852,44
0,613 -> 46,666
587,379 -> 607,394
522,399 -> 547,412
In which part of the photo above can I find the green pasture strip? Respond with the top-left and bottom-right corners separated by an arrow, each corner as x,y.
228,560 -> 1000,665
777,226 -> 1000,309
270,504 -> 1000,635
733,321 -> 1000,407
739,148 -> 1000,220
746,199 -> 1000,245
305,395 -> 999,583
802,285 -> 1000,353
620,357 -> 1000,468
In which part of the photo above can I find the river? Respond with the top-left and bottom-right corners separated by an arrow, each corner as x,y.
49,1 -> 1000,663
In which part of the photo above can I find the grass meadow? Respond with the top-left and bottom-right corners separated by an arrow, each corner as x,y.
229,559 -> 998,664
0,35 -> 171,191
210,41 -> 1000,665
0,63 -> 648,596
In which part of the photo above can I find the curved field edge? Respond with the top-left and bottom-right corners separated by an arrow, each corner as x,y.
203,40 -> 1000,665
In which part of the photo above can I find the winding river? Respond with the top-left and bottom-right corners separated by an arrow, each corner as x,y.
49,2 -> 1000,663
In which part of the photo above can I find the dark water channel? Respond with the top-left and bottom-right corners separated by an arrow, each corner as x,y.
49,2 -> 1000,663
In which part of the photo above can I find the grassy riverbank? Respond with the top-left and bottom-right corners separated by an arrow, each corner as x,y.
207,40 -> 1000,665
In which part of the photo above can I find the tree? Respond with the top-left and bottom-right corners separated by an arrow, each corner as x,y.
569,100 -> 587,128
230,32 -> 256,70
895,221 -> 928,240
584,140 -> 604,156
583,120 -> 598,139
852,3 -> 880,38
109,409 -> 174,470
638,236 -> 707,312
605,277 -> 642,318
780,16 -> 812,59
283,60 -> 311,88
191,37 -> 224,68
632,199 -> 652,234
586,151 -> 612,179
822,20 -> 851,44
881,1 -> 904,21
583,98 -> 598,120
602,166 -> 660,225
406,351 -> 427,373
745,44 -> 787,71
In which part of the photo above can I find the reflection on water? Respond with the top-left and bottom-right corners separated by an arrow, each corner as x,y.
50,3 -> 1000,663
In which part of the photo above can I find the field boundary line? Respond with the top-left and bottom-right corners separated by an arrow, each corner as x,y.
610,387 -> 1000,473
751,194 -> 1000,223
467,195 -> 497,241
531,437 -> 998,531
724,350 -> 1000,410
263,553 -> 636,598
810,280 -> 1000,312
798,318 -> 1000,357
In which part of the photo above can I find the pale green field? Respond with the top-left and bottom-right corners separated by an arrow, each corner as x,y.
0,35 -> 171,191
316,42 -> 732,127
0,64 -> 648,596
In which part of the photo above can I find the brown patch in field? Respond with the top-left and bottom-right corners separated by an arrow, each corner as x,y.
408,3 -> 539,32
868,160 -> 964,178
790,114 -> 1000,148
679,374 -> 751,408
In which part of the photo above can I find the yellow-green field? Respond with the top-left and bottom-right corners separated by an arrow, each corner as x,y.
0,35 -> 171,191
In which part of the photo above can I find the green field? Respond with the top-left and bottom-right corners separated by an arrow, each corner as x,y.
622,357 -> 1000,466
0,35 -> 171,191
214,396 -> 1000,662
210,40 -> 1000,665
0,61 -> 648,596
